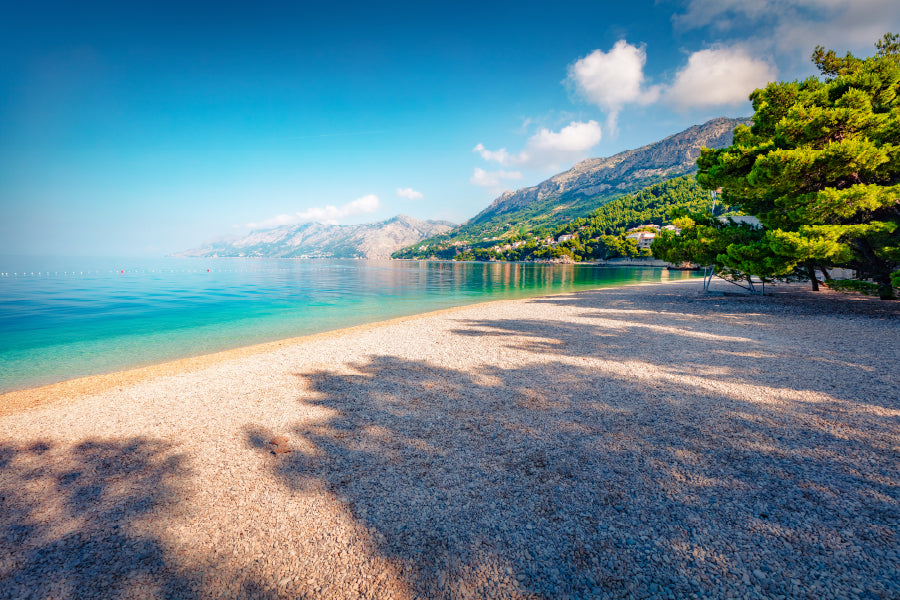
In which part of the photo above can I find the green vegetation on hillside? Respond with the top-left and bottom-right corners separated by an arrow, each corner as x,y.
458,179 -> 670,240
653,34 -> 900,298
398,177 -> 675,254
394,175 -> 737,262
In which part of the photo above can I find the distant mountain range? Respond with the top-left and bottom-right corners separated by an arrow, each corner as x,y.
175,215 -> 455,260
397,116 -> 750,253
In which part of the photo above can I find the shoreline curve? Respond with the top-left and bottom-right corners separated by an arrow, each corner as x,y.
0,278 -> 691,416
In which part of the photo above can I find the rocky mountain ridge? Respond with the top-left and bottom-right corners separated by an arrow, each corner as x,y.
175,214 -> 455,260
469,116 -> 749,227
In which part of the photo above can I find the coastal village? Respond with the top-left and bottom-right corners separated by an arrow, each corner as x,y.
489,224 -> 679,254
410,222 -> 681,263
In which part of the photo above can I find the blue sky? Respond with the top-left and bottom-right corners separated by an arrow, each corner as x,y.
2,0 -> 898,256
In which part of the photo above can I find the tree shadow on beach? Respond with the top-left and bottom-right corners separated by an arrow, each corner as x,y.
0,437 -> 279,600
520,284 -> 900,410
248,282 -> 900,600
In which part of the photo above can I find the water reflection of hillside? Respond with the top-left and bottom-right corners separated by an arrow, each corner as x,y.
1,259 -> 694,393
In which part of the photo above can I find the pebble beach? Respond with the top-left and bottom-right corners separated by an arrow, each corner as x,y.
1,278 -> 898,600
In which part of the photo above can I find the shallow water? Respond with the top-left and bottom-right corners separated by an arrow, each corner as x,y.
0,257 -> 697,392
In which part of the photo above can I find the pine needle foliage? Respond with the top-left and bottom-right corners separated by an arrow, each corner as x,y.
655,34 -> 900,298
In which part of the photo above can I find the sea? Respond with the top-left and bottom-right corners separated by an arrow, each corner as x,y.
0,257 -> 698,393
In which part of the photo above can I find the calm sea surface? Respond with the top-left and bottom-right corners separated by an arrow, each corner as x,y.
0,257 -> 698,393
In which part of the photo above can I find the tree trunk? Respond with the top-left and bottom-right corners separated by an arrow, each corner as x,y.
807,262 -> 819,291
853,239 -> 896,300
820,267 -> 833,281
875,273 -> 897,300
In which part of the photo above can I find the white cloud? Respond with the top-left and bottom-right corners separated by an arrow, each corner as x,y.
473,120 -> 602,171
567,41 -> 661,131
295,194 -> 380,224
674,0 -> 782,30
396,187 -> 424,200
469,168 -> 523,188
563,38 -> 776,116
673,0 -> 900,58
667,46 -> 777,109
473,144 -> 512,165
528,120 -> 603,154
247,194 -> 381,228
245,213 -> 305,230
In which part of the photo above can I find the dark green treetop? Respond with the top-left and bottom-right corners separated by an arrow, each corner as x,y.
676,33 -> 900,298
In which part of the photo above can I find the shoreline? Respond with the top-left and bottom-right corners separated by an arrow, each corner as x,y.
1,276 -> 897,599
391,256 -> 697,268
0,297 -> 497,416
0,277 -> 693,416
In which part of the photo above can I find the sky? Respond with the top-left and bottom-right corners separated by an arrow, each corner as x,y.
1,0 -> 898,257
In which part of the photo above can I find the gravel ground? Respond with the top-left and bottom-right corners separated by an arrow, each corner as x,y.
1,279 -> 898,600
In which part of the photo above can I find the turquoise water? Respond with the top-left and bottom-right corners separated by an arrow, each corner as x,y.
0,257 -> 697,393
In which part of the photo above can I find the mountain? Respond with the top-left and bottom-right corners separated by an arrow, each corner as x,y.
396,116 -> 749,256
175,215 -> 455,260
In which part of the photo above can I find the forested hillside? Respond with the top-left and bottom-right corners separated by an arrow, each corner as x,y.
561,176 -> 718,236
394,176 -> 737,262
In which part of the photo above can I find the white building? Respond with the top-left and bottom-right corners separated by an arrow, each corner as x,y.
718,215 -> 762,227
626,231 -> 656,250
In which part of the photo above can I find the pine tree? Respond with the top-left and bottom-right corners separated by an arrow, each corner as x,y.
693,33 -> 900,298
